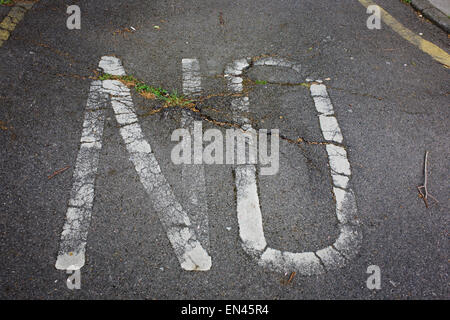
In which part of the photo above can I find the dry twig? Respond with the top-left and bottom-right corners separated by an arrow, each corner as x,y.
287,272 -> 296,284
417,151 -> 438,208
48,166 -> 70,180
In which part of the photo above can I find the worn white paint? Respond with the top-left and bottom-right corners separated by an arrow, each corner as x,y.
310,84 -> 343,143
315,245 -> 347,270
312,96 -> 334,116
235,165 -> 267,254
227,57 -> 361,274
331,173 -> 349,189
253,57 -> 293,68
333,187 -> 359,226
55,80 -> 107,270
181,58 -> 210,251
310,83 -> 328,97
325,144 -> 351,176
182,58 -> 202,97
98,56 -> 126,76
102,57 -> 211,271
259,248 -> 324,275
224,58 -> 250,93
333,224 -> 362,261
57,55 -> 361,275
57,56 -> 211,272
319,115 -> 343,143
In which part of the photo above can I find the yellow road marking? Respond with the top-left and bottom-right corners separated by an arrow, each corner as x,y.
358,0 -> 450,67
0,1 -> 36,48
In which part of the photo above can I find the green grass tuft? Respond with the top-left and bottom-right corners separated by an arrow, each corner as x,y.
99,73 -> 192,107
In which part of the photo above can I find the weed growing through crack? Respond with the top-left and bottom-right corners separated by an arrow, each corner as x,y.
0,0 -> 13,5
99,73 -> 193,107
254,80 -> 268,85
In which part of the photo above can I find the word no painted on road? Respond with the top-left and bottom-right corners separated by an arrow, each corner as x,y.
55,55 -> 361,276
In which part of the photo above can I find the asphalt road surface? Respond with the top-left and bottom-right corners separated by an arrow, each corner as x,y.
1,0 -> 448,299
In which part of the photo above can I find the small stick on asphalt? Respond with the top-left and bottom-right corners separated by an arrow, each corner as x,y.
219,12 -> 225,36
287,272 -> 296,284
48,166 -> 70,180
417,151 -> 438,208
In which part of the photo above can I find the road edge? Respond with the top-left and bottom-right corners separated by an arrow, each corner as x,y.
410,0 -> 450,33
